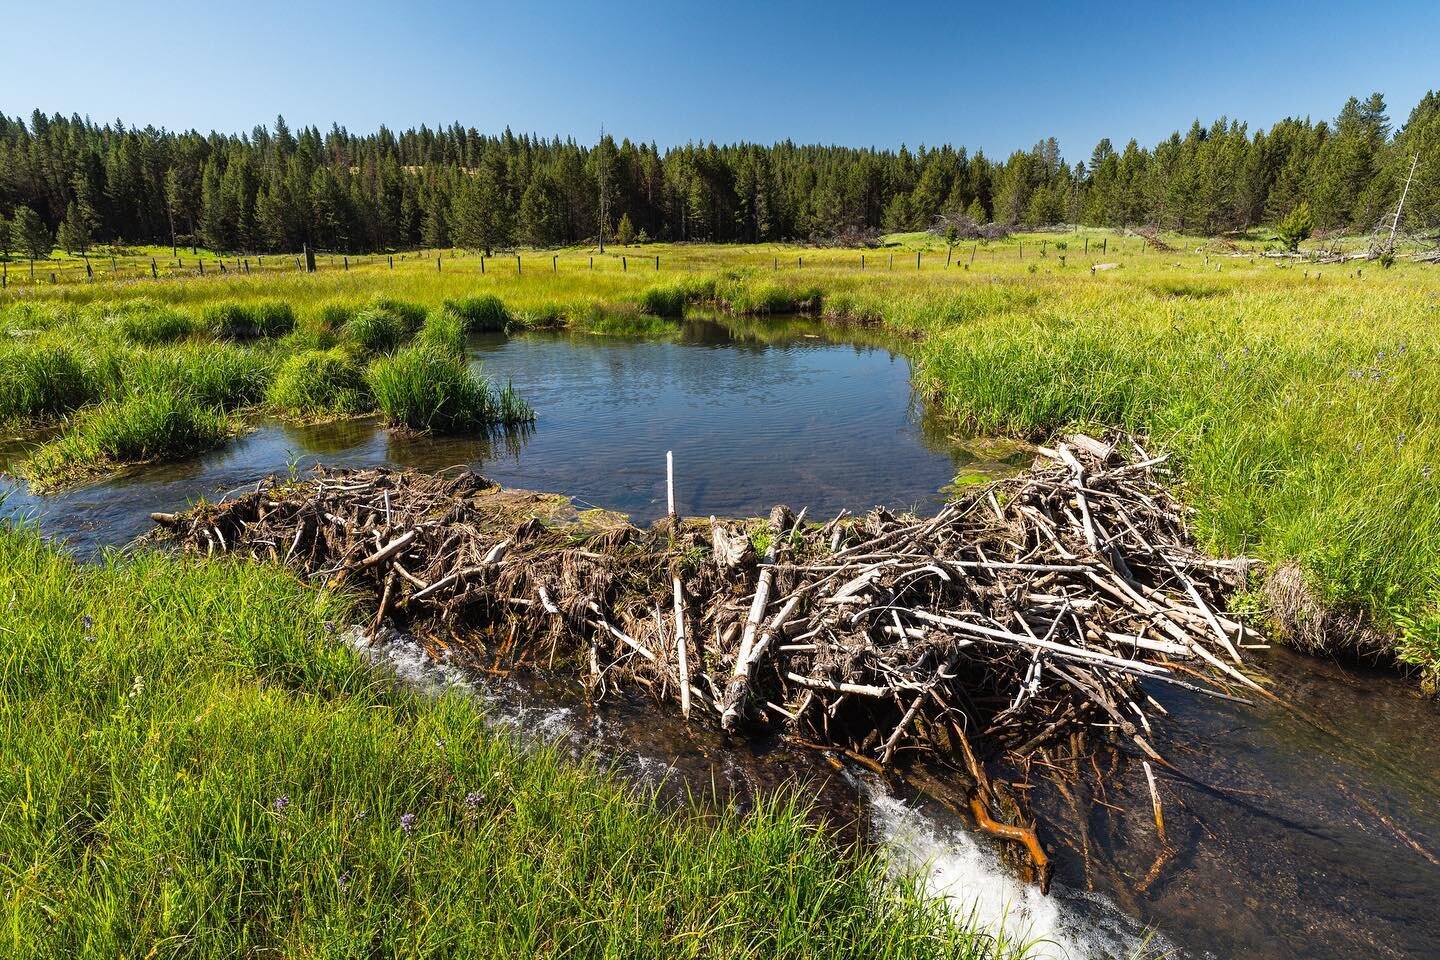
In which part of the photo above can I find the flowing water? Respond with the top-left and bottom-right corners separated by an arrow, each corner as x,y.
3,315 -> 1437,958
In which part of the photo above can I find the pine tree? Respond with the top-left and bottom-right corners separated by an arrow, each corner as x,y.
13,205 -> 53,262
57,201 -> 94,254
615,211 -> 636,245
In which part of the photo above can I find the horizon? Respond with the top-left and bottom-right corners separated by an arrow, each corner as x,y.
4,0 -> 1438,160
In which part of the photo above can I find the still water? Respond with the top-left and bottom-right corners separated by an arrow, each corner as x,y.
3,316 -> 1437,959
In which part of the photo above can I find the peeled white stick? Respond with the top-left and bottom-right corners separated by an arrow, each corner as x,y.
673,575 -> 690,720
666,450 -> 676,524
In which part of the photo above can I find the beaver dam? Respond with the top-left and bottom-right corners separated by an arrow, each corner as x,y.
151,433 -> 1266,891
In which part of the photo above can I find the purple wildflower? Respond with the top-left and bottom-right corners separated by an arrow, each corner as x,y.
465,790 -> 484,807
400,813 -> 416,835
272,795 -> 290,814
338,869 -> 352,889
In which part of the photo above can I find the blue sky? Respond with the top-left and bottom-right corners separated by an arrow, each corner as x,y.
3,0 -> 1438,160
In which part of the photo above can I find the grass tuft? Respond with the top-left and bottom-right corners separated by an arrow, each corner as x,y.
266,349 -> 371,420
366,344 -> 532,432
20,392 -> 233,487
443,294 -> 510,332
204,299 -> 296,339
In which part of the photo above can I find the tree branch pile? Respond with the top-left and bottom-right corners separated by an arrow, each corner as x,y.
150,434 -> 1265,889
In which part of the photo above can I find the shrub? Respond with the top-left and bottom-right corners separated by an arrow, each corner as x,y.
366,345 -> 532,433
443,294 -> 509,332
204,299 -> 296,339
22,392 -> 231,487
266,349 -> 370,419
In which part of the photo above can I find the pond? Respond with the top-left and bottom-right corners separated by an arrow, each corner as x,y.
3,315 -> 1437,960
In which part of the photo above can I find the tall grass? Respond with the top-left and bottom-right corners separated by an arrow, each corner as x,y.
443,293 -> 510,332
124,342 -> 274,409
367,345 -> 532,432
106,299 -> 200,345
0,339 -> 110,423
20,392 -> 233,487
204,299 -> 296,339
266,349 -> 370,420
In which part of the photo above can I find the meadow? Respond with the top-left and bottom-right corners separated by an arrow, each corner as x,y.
3,228 -> 1438,687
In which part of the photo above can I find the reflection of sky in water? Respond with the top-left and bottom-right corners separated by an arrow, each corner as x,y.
1,319 -> 1023,553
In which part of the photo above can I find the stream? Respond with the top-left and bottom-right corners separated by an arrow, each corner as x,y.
3,315 -> 1437,959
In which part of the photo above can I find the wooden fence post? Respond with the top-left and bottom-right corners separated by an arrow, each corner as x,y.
622,255 -> 627,271
198,259 -> 204,275
243,259 -> 250,274
654,255 -> 659,270
589,256 -> 594,270
798,256 -> 802,268
970,243 -> 978,264
946,246 -> 953,267
437,255 -> 442,272
553,255 -> 558,273
516,254 -> 521,274
85,259 -> 93,281
861,253 -> 865,271
1018,241 -> 1023,259
150,258 -> 157,279
343,256 -> 349,271
304,244 -> 316,273
480,256 -> 485,274
1084,237 -> 1089,254
890,253 -> 894,269
916,251 -> 921,270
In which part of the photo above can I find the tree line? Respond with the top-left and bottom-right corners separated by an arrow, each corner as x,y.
1,90 -> 1437,258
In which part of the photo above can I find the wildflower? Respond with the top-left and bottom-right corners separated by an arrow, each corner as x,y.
435,739 -> 446,749
353,809 -> 367,823
338,869 -> 352,890
465,790 -> 484,807
82,614 -> 93,635
1423,466 -> 1432,480
400,813 -> 416,835
1398,433 -> 1407,446
272,795 -> 290,814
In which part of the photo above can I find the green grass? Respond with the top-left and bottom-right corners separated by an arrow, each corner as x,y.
0,339 -> 110,423
105,299 -> 200,345
367,344 -> 533,432
443,293 -> 510,332
204,298 -> 296,339
0,523 -> 1012,959
19,392 -> 234,488
123,342 -> 274,409
341,299 -> 426,355
414,307 -> 467,357
266,349 -> 371,420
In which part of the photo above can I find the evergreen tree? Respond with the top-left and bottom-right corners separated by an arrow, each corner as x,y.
13,205 -> 53,262
57,201 -> 95,254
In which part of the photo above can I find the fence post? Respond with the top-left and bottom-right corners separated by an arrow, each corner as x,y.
916,251 -> 921,270
655,255 -> 659,271
970,243 -> 978,264
861,253 -> 865,271
622,255 -> 627,272
589,256 -> 594,270
890,253 -> 894,269
553,255 -> 557,273
304,244 -> 316,272
388,255 -> 394,269
1102,237 -> 1107,253
198,258 -> 204,275
85,259 -> 93,281
244,259 -> 250,274
516,254 -> 521,274
1018,241 -> 1023,259
343,256 -> 349,271
2,262 -> 6,288
773,257 -> 778,271
1084,237 -> 1089,254
51,272 -> 58,284
946,246 -> 953,268
798,256 -> 803,268
480,256 -> 485,274
437,256 -> 442,272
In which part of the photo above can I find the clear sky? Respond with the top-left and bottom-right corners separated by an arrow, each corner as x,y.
3,0 -> 1438,160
